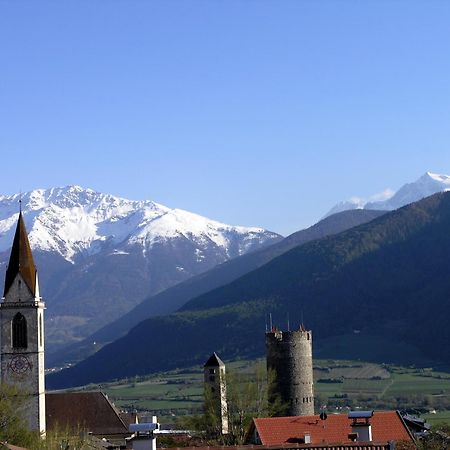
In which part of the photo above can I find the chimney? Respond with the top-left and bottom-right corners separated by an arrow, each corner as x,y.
129,416 -> 160,450
348,410 -> 373,442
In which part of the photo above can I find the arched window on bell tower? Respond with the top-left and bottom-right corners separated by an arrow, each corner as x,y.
12,313 -> 27,348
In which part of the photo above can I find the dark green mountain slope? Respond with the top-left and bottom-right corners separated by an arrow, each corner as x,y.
47,209 -> 384,367
47,193 -> 450,389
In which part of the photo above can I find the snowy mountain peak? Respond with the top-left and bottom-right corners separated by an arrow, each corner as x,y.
0,186 -> 279,262
325,171 -> 450,217
421,171 -> 450,185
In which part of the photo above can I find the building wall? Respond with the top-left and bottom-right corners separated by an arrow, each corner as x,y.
204,364 -> 228,434
266,329 -> 314,416
0,272 -> 46,434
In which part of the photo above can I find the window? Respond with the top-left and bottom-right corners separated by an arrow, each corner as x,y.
39,314 -> 43,347
209,368 -> 215,374
12,313 -> 27,348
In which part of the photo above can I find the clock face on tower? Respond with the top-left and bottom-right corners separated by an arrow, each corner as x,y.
8,355 -> 32,375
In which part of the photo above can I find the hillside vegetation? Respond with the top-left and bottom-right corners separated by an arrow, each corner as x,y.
48,209 -> 384,367
47,193 -> 450,388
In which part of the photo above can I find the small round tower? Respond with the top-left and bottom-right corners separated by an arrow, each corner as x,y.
266,326 -> 314,416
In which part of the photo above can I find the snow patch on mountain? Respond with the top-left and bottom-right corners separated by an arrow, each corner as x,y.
0,186 -> 279,262
325,172 -> 450,217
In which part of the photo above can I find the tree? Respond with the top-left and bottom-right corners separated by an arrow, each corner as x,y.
225,363 -> 287,444
0,383 -> 100,450
179,362 -> 287,446
416,423 -> 450,450
0,383 -> 36,447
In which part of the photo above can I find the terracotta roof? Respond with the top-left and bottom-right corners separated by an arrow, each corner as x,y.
204,352 -> 225,367
252,411 -> 413,445
4,213 -> 37,297
46,392 -> 128,436
167,444 -> 398,450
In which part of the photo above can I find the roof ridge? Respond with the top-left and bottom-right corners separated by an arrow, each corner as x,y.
100,391 -> 128,431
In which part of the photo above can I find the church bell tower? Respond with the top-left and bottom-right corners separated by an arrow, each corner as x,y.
0,211 -> 46,434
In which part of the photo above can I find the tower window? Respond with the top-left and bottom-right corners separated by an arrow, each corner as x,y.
12,313 -> 27,349
39,314 -> 43,347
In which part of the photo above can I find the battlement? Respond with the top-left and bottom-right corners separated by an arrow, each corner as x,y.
266,328 -> 312,343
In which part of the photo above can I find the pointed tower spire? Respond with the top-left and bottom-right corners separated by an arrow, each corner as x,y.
1,208 -> 46,434
3,212 -> 37,297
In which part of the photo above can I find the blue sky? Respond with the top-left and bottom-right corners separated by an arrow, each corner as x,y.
1,1 -> 450,235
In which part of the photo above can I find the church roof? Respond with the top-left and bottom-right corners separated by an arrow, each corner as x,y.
46,392 -> 129,436
204,352 -> 225,367
3,213 -> 37,297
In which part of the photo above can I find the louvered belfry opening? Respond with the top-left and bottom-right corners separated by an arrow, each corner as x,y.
12,312 -> 28,348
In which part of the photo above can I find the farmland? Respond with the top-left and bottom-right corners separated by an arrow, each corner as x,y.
94,359 -> 450,427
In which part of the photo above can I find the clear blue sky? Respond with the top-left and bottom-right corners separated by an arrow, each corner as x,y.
2,1 -> 450,235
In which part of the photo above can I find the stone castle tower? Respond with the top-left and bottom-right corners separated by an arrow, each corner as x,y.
204,352 -> 228,434
266,326 -> 314,416
0,212 -> 46,434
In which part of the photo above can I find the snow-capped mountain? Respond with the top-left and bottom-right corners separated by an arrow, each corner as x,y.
0,185 -> 277,262
325,172 -> 450,217
0,186 -> 281,349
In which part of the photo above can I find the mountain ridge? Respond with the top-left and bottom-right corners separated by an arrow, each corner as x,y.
0,185 -> 281,348
325,171 -> 450,216
47,208 -> 386,367
0,185 -> 279,262
46,192 -> 450,388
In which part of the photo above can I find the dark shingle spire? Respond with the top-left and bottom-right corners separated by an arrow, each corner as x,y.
204,352 -> 225,367
4,212 -> 37,297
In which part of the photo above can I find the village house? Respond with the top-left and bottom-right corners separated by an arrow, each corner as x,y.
246,410 -> 414,448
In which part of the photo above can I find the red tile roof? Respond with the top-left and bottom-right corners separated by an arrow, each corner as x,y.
252,411 -> 413,445
168,445 -> 403,450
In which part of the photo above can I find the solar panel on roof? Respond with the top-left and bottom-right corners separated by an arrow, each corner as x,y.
348,410 -> 374,419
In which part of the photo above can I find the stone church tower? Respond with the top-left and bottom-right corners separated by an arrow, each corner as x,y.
0,212 -> 46,434
204,353 -> 228,434
266,326 -> 314,416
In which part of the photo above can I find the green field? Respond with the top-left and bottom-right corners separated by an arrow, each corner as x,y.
94,359 -> 450,427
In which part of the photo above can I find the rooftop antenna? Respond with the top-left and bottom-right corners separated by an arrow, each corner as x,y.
287,312 -> 290,331
269,313 -> 273,331
301,309 -> 304,327
265,314 -> 268,333
19,190 -> 22,213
